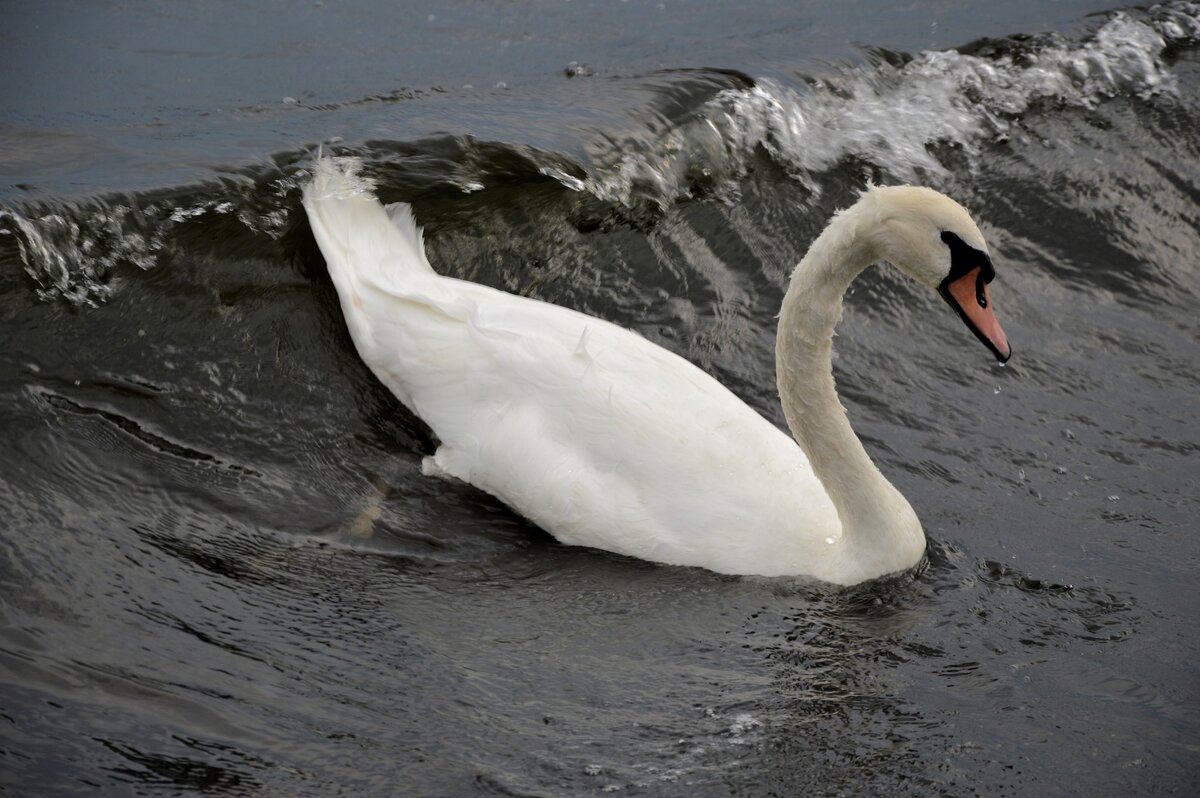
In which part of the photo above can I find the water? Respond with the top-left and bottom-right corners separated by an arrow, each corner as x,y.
2,1 -> 1199,794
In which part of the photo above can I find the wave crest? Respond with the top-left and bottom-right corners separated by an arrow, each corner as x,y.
572,4 -> 1197,207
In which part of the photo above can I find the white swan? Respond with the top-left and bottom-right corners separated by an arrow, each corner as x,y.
302,157 -> 1011,586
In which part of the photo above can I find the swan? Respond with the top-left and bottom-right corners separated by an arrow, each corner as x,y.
302,157 -> 1011,586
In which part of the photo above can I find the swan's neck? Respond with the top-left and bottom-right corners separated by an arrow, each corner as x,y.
776,200 -> 924,577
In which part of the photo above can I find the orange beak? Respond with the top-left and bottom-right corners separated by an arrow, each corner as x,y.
939,266 -> 1011,363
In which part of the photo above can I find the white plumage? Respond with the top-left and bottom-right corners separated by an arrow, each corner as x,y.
303,157 -> 1008,585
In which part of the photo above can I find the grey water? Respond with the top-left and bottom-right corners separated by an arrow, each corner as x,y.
2,1 -> 1199,795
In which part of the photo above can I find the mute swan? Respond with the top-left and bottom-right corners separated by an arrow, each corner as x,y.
303,157 -> 1011,586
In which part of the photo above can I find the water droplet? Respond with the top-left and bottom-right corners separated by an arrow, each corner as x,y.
825,536 -> 836,545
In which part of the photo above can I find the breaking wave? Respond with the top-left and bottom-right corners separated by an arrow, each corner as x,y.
1,2 -> 1197,304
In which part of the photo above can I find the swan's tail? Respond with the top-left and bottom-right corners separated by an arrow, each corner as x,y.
302,155 -> 436,307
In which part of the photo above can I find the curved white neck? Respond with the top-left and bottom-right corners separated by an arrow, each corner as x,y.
775,200 -> 924,577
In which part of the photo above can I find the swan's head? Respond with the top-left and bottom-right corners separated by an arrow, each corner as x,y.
866,186 -> 1011,363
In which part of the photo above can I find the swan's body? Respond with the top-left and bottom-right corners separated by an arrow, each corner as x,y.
303,158 -> 1010,586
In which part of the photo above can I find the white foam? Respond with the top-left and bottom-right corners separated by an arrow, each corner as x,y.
729,712 -> 763,738
568,4 -> 1198,207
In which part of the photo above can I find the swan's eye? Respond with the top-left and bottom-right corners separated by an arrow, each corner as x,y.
939,230 -> 994,286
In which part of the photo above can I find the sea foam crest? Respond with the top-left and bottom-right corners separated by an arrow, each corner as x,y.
1154,0 -> 1200,41
1,179 -> 294,305
575,4 -> 1197,207
0,204 -> 167,305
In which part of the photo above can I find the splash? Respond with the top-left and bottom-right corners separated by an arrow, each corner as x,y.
0,203 -> 166,305
0,173 -> 301,305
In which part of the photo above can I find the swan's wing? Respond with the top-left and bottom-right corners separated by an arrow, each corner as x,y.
356,275 -> 836,571
304,158 -> 838,573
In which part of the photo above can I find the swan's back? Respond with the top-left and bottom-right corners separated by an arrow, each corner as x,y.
303,158 -> 839,577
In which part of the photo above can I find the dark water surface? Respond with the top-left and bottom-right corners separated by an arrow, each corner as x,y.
3,1 -> 1199,795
